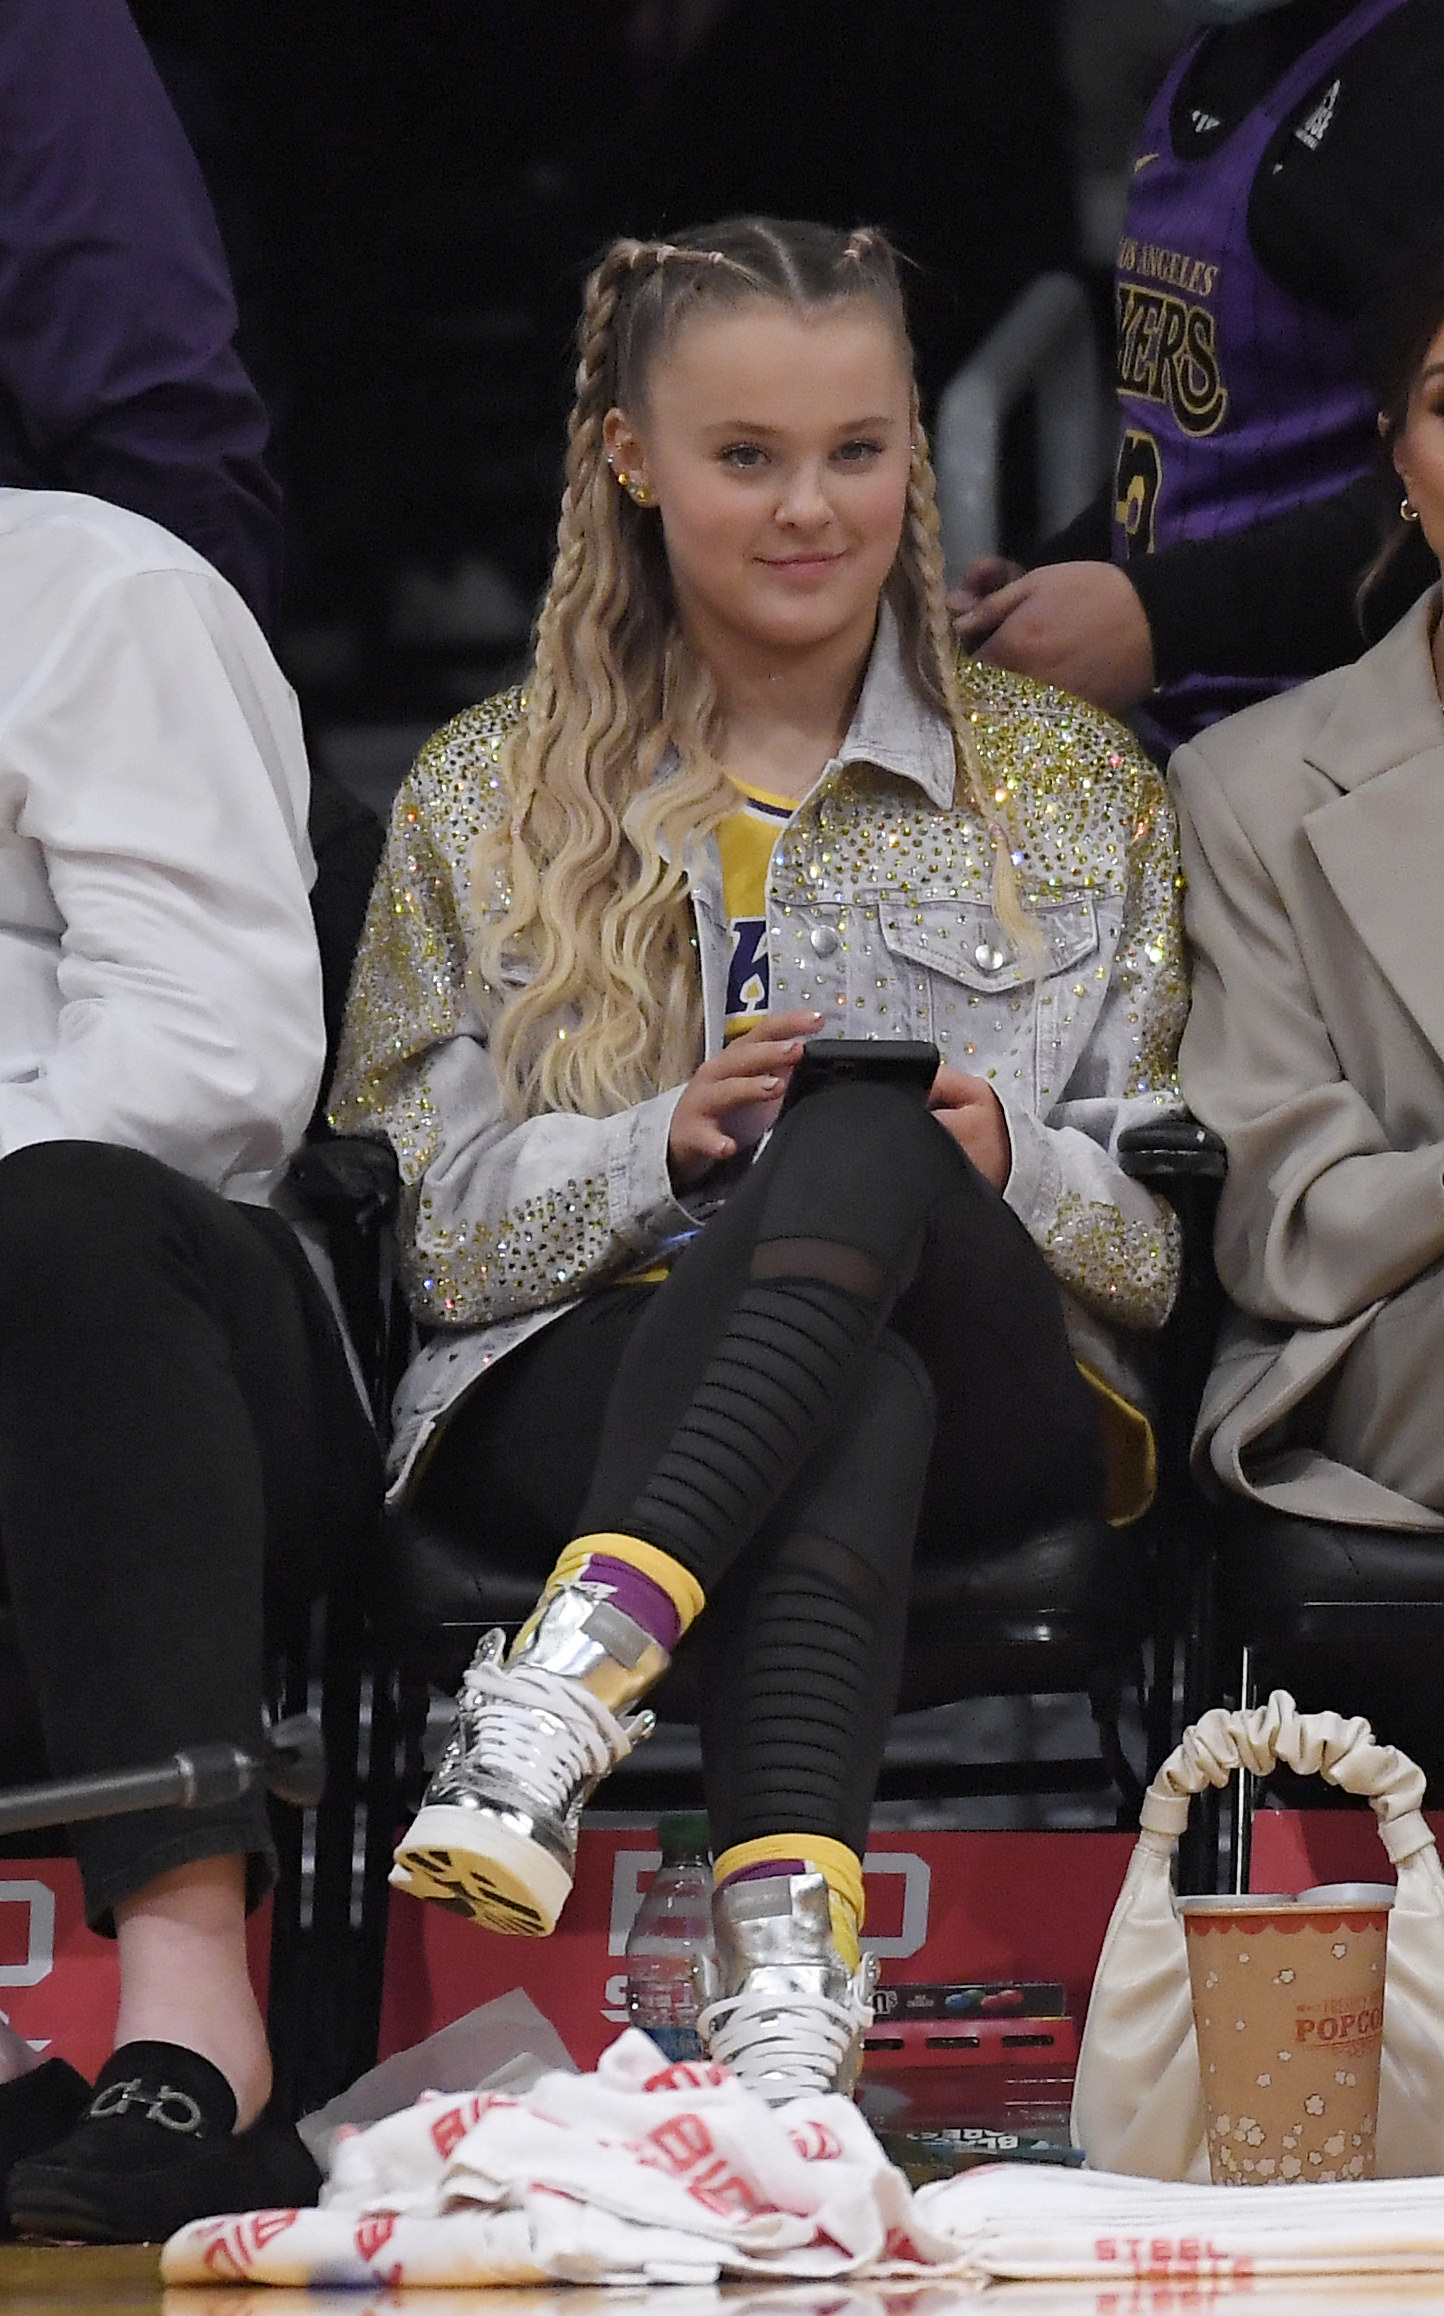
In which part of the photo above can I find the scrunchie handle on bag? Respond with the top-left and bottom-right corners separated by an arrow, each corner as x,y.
1071,1690 -> 1444,2181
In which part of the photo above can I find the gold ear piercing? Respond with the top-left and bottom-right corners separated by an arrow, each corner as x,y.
608,460 -> 652,505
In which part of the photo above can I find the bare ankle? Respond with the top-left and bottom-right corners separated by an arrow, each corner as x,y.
113,1856 -> 272,2130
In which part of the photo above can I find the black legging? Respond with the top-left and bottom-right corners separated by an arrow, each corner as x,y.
420,1083 -> 1105,1854
0,1140 -> 380,1929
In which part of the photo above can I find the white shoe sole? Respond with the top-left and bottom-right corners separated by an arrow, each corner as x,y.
390,1804 -> 573,1935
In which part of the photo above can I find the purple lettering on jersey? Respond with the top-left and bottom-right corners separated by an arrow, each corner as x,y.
726,918 -> 769,1021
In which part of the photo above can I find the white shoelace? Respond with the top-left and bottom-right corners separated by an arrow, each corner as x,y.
454,1652 -> 638,1812
699,1980 -> 871,2098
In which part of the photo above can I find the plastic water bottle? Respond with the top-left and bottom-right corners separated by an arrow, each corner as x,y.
625,1812 -> 716,2061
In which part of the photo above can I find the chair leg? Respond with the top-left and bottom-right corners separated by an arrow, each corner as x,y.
1228,1642 -> 1257,1897
1177,1545 -> 1222,1894
301,1581 -> 366,2112
1088,1661 -> 1145,1824
263,1610 -> 313,2122
351,1647 -> 402,2084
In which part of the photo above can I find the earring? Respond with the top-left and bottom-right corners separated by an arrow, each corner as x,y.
1402,493 -> 1421,523
628,481 -> 652,506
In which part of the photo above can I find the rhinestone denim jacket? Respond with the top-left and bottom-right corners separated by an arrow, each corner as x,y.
330,612 -> 1186,1495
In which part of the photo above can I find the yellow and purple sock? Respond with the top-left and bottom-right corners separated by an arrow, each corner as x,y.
515,1532 -> 704,1656
714,1835 -> 865,1972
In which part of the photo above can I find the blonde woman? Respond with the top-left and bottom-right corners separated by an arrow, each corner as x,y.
333,217 -> 1184,2100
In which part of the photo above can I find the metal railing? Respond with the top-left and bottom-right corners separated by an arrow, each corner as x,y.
933,272 -> 1110,579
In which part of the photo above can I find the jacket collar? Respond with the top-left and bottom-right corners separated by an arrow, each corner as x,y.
1304,586 -> 1444,792
665,594 -> 956,875
835,596 -> 957,809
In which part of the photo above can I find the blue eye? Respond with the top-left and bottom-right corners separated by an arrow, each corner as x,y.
720,444 -> 766,468
836,439 -> 884,463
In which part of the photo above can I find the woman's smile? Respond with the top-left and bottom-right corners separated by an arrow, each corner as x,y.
757,548 -> 849,577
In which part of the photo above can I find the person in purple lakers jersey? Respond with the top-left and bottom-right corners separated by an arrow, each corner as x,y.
956,0 -> 1444,757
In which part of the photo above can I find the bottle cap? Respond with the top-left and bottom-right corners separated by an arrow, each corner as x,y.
658,1811 -> 711,1863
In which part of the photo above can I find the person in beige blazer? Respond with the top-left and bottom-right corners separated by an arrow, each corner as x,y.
1174,248 -> 1444,1530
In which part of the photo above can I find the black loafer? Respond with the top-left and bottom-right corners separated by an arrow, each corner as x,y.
0,2059 -> 90,2238
6,2041 -> 319,2244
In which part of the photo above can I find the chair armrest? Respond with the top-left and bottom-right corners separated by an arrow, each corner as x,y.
1117,1115 -> 1227,1183
288,1134 -> 401,1232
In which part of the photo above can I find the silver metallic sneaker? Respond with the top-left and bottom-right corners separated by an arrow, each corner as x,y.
390,1585 -> 667,1934
697,1871 -> 877,2102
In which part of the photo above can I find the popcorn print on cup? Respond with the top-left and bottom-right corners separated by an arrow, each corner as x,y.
1181,1897 -> 1389,2186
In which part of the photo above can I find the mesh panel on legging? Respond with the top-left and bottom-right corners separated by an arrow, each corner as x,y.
698,1332 -> 934,1857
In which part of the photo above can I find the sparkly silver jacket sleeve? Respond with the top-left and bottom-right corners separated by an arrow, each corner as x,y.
329,698 -> 697,1331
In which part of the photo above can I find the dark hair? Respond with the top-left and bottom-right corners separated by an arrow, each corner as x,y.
1355,242 -> 1444,629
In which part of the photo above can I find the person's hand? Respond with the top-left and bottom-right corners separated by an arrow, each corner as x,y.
668,1009 -> 824,1187
946,555 -> 1024,630
952,560 -> 1155,715
929,1063 -> 1011,1190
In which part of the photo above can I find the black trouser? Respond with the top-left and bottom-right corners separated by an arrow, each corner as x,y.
420,1084 -> 1105,1858
0,1141 -> 380,1930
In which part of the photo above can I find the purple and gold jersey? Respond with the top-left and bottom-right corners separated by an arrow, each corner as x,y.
1113,0 -> 1409,753
716,778 -> 793,1036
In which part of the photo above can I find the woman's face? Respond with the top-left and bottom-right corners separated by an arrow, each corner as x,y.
604,299 -> 914,670
1393,316 -> 1444,566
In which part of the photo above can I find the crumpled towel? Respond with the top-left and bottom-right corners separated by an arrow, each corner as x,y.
162,2032 -> 953,2287
160,2031 -> 1444,2290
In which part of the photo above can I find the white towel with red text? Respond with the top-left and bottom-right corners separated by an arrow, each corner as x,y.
161,2029 -> 1444,2288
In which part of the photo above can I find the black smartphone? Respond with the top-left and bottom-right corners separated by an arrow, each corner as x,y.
777,1037 -> 940,1118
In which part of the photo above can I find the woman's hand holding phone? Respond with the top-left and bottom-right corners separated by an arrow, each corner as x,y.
928,1063 -> 1011,1190
668,1009 -> 824,1187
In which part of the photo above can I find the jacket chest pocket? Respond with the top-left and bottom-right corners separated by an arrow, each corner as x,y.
879,897 -> 1100,1090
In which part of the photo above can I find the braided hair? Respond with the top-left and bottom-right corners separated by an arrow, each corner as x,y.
470,217 -> 1028,1120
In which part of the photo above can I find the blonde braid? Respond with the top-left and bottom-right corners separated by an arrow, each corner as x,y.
467,239 -> 739,1118
896,409 -> 1038,963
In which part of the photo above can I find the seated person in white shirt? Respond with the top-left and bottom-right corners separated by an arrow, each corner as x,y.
0,490 -> 378,2242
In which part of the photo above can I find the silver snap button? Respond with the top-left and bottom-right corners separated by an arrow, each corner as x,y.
810,925 -> 840,957
974,942 -> 1006,972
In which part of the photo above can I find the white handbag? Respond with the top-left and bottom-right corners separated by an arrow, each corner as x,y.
1071,1690 -> 1444,2180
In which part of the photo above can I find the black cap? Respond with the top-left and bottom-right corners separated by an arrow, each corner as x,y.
658,1811 -> 711,1864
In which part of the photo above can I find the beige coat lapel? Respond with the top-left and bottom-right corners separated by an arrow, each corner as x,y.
1302,591 -> 1444,1062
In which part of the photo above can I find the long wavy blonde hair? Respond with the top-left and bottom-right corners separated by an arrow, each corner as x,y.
470,215 -> 1028,1121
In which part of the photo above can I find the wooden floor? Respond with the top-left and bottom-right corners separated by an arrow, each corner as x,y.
13,2244 -> 1444,2316
0,2245 -> 160,2314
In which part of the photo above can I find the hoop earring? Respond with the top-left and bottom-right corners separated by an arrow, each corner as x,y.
1401,493 -> 1421,523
